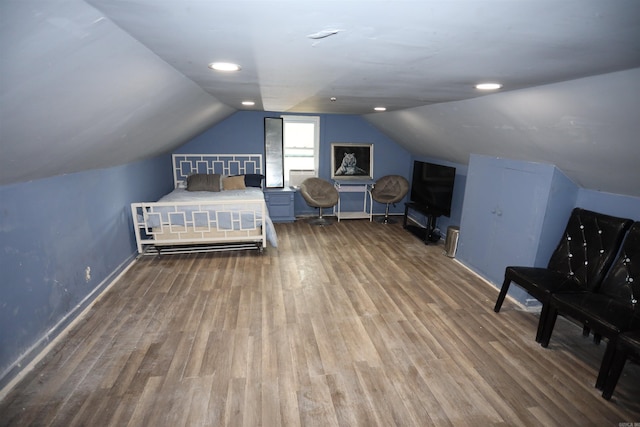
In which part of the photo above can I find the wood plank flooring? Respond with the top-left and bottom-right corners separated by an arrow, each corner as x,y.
1,219 -> 639,426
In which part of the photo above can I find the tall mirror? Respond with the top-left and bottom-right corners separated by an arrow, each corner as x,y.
264,117 -> 284,188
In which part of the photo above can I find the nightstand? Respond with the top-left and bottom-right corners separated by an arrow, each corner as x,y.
264,188 -> 295,223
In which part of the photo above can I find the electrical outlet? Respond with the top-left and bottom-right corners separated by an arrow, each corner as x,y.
85,266 -> 91,283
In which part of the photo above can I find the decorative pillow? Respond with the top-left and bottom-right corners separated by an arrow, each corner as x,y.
244,174 -> 265,188
222,175 -> 246,190
186,173 -> 221,192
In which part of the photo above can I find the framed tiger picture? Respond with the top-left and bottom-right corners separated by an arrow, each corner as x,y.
331,143 -> 374,180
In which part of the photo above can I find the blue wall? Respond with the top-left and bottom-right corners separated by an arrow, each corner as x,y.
454,155 -> 638,307
534,168 -> 579,267
176,111 -> 413,216
0,155 -> 172,386
576,188 -> 640,221
2,108 -> 639,387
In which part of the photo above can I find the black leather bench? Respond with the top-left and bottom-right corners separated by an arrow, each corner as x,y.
540,222 -> 640,391
494,208 -> 633,342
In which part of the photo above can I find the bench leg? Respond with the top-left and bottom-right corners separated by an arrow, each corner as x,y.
601,344 -> 628,400
540,307 -> 558,348
596,338 -> 618,390
494,276 -> 511,312
535,302 -> 550,343
582,326 -> 602,344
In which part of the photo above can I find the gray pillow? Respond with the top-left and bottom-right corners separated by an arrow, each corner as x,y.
186,173 -> 221,192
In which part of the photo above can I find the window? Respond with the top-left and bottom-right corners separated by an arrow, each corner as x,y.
282,115 -> 320,186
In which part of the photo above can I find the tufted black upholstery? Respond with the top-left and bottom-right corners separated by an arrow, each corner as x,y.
546,209 -> 635,289
601,330 -> 640,400
540,222 -> 640,389
494,208 -> 633,342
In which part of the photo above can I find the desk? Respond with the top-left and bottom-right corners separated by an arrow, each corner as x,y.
333,180 -> 374,221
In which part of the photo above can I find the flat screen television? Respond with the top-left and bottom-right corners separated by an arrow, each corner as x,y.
410,160 -> 456,217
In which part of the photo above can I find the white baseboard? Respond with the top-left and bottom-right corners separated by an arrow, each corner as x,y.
452,259 -> 541,313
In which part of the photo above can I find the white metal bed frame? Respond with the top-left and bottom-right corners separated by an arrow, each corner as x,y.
131,154 -> 268,255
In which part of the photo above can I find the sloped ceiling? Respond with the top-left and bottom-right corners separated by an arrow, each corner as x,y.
1,1 -> 639,197
365,69 -> 640,197
0,0 -> 235,186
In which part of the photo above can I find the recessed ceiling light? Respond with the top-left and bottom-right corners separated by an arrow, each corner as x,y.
475,83 -> 503,90
374,107 -> 387,112
208,62 -> 241,72
242,101 -> 255,106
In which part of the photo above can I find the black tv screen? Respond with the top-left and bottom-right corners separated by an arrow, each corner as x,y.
410,161 -> 456,217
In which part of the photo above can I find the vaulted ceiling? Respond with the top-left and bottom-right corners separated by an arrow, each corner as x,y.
2,1 -> 640,196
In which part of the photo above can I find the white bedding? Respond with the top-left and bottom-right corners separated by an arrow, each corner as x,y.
159,187 -> 265,203
144,187 -> 278,247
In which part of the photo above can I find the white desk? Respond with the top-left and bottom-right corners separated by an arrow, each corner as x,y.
333,179 -> 374,221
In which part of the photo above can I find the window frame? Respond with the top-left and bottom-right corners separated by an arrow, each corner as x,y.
281,115 -> 320,186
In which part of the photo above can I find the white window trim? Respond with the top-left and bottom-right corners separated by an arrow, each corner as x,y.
281,115 -> 320,174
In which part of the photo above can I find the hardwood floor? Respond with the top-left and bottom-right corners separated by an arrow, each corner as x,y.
1,219 -> 639,426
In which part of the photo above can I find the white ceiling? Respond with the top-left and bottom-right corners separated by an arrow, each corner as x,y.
88,0 -> 640,114
2,0 -> 640,197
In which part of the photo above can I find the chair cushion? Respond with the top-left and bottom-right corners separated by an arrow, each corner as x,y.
371,175 -> 409,204
505,266 -> 584,301
299,178 -> 339,208
551,292 -> 640,335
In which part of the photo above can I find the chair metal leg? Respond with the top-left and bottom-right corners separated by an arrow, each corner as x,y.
307,207 -> 336,226
375,203 -> 396,224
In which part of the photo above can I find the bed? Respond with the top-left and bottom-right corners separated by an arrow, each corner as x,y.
131,154 -> 277,255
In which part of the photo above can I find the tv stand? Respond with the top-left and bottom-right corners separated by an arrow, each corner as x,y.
403,202 -> 441,244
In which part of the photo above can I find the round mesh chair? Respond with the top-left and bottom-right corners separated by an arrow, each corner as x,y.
299,177 -> 339,225
371,175 -> 409,224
